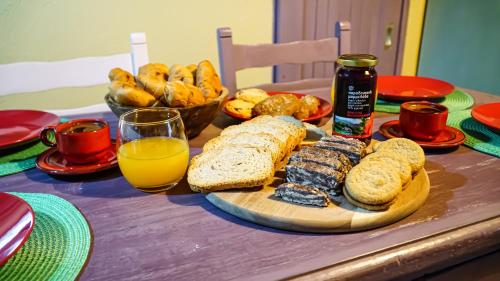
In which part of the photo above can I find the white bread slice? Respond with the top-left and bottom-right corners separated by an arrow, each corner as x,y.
221,122 -> 290,160
249,115 -> 306,149
203,132 -> 283,164
188,145 -> 274,192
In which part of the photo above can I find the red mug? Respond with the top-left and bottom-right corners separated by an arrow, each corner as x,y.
399,101 -> 448,141
40,118 -> 111,164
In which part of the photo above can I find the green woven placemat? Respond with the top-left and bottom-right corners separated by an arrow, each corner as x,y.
0,192 -> 91,281
447,110 -> 500,157
375,89 -> 475,113
0,141 -> 51,177
0,118 -> 68,177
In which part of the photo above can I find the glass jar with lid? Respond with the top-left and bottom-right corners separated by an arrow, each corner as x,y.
331,54 -> 378,144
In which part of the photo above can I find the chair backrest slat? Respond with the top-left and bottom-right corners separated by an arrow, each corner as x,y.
232,38 -> 339,70
217,22 -> 351,94
0,32 -> 148,97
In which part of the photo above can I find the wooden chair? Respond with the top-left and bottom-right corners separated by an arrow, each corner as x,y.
217,21 -> 351,95
0,32 -> 149,116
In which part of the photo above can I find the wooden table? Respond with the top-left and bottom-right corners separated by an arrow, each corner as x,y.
1,88 -> 499,281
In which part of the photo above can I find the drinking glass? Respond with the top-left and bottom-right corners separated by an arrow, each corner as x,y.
117,108 -> 189,192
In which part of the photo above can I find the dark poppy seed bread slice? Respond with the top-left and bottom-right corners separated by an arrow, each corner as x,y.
275,182 -> 329,207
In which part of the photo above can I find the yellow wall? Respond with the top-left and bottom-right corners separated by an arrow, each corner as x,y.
0,0 -> 273,110
401,0 -> 426,75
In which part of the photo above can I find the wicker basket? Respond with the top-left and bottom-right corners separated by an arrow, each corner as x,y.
105,87 -> 229,138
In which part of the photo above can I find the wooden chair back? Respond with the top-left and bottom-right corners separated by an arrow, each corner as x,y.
217,22 -> 351,94
0,33 -> 149,115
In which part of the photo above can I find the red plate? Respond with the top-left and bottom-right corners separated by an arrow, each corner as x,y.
0,192 -> 35,266
379,120 -> 465,149
222,92 -> 332,122
0,110 -> 60,150
471,102 -> 500,131
378,76 -> 455,101
36,140 -> 118,175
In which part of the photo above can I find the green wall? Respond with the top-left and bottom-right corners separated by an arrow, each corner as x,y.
418,0 -> 500,95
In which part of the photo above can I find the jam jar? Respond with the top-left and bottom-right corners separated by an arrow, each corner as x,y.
331,54 -> 378,144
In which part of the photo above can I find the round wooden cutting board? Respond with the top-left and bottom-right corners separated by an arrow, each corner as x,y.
206,169 -> 430,233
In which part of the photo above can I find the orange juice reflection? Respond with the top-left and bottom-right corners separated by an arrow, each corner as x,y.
117,137 -> 189,189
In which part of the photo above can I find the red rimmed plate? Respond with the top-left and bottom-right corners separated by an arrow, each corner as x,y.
379,120 -> 465,149
36,140 -> 118,175
222,92 -> 332,122
0,110 -> 60,151
0,193 -> 35,266
378,76 -> 455,101
471,102 -> 500,131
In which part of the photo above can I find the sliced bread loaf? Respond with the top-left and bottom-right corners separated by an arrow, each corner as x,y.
188,145 -> 275,192
203,132 -> 283,164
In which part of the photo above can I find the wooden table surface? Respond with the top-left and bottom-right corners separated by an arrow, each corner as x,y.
1,88 -> 499,281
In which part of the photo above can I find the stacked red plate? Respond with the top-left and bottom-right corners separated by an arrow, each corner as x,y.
0,110 -> 60,151
0,193 -> 35,266
377,76 -> 455,101
471,102 -> 500,132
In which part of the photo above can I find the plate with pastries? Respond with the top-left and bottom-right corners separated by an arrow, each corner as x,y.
187,116 -> 430,233
104,60 -> 228,138
222,88 -> 332,122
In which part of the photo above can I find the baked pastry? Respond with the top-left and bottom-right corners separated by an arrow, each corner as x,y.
168,64 -> 194,85
137,63 -> 169,98
198,80 -> 219,100
235,88 -> 269,105
186,64 -> 197,81
252,94 -> 301,117
373,138 -> 425,173
164,81 -> 190,107
108,68 -> 136,85
275,182 -> 330,207
196,60 -> 222,94
108,81 -> 155,107
224,99 -> 255,119
185,84 -> 206,106
344,161 -> 402,210
294,95 -> 320,119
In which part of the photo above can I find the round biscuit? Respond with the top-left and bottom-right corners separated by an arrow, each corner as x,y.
345,161 -> 402,205
343,186 -> 394,211
373,138 -> 425,173
362,152 -> 412,186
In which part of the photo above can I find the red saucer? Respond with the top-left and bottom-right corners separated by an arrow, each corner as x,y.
222,92 -> 332,122
378,76 -> 455,101
0,110 -> 60,150
36,141 -> 117,175
0,192 -> 35,266
379,120 -> 465,149
471,102 -> 500,131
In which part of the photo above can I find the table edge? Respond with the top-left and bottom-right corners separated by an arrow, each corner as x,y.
288,215 -> 500,281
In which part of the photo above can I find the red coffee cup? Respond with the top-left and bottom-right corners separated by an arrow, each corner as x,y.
399,101 -> 448,141
40,118 -> 111,164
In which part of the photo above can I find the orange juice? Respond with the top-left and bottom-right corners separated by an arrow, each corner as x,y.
117,137 -> 189,189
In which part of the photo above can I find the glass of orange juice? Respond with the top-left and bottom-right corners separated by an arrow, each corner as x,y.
117,108 -> 189,192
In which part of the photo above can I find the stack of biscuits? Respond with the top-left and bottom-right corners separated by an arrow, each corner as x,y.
344,138 -> 425,210
187,116 -> 306,192
275,135 -> 366,207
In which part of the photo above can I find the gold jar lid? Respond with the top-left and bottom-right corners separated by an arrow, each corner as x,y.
337,54 -> 378,67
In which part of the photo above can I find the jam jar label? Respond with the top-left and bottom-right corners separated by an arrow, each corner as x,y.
333,83 -> 376,138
